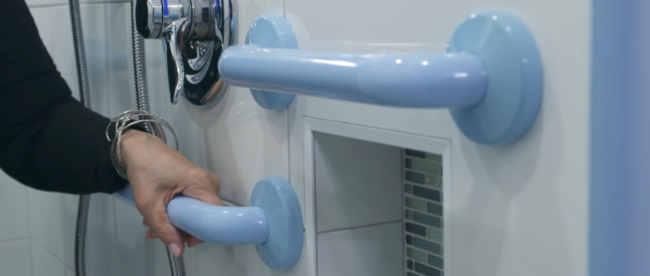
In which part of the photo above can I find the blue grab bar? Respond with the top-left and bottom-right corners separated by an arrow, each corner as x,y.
114,186 -> 269,245
219,46 -> 487,108
219,13 -> 544,146
113,176 -> 304,270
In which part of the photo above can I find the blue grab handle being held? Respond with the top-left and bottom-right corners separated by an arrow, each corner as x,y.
113,176 -> 304,270
219,12 -> 544,146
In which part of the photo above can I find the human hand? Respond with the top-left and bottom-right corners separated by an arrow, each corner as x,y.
119,130 -> 222,257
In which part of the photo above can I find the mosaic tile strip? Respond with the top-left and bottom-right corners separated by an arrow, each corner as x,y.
404,148 -> 444,276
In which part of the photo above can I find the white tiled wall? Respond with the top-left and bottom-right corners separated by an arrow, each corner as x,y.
0,240 -> 32,276
0,172 -> 30,242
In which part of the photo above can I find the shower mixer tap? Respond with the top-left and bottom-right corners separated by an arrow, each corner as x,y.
134,0 -> 236,107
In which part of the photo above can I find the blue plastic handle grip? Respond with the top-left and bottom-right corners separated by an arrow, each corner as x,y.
113,186 -> 269,245
219,45 -> 487,108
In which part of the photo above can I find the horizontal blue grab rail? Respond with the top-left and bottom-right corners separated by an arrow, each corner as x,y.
218,13 -> 543,146
114,188 -> 269,244
113,176 -> 304,270
219,46 -> 487,108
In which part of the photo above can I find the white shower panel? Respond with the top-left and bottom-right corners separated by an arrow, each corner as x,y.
20,0 -> 292,275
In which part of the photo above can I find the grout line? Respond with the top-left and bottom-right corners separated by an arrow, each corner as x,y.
404,154 -> 443,165
405,205 -> 444,220
27,239 -> 35,276
0,238 -> 31,246
31,239 -> 72,269
317,220 -> 402,235
404,169 -> 443,179
405,180 -> 443,192
24,187 -> 34,241
405,192 -> 443,205
406,245 -> 444,259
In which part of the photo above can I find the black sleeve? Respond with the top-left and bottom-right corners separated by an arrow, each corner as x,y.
0,0 -> 130,194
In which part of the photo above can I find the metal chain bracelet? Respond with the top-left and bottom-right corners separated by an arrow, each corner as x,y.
106,110 -> 179,179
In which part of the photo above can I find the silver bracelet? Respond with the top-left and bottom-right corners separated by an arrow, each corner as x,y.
106,110 -> 179,179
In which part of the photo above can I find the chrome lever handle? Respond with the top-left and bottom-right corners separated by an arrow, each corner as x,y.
164,18 -> 187,104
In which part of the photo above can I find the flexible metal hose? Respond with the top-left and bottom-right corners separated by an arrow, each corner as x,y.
129,1 -> 186,275
68,0 -> 91,275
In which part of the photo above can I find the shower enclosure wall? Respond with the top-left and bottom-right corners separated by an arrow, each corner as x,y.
0,0 -> 632,275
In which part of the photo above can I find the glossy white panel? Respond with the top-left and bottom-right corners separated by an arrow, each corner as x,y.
194,244 -> 268,276
286,0 -> 590,275
313,132 -> 401,233
136,0 -> 287,273
0,172 -> 30,242
0,240 -> 32,276
317,222 -> 402,276
140,0 -> 289,206
32,241 -> 66,276
66,266 -> 75,276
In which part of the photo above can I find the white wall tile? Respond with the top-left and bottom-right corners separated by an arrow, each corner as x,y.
27,191 -> 116,273
0,240 -> 33,276
317,223 -> 403,276
83,194 -> 117,276
29,6 -> 79,99
80,3 -> 137,116
0,172 -> 30,241
27,189 -> 78,268
26,0 -> 128,9
28,3 -> 131,272
314,132 -> 402,233
31,241 -> 66,276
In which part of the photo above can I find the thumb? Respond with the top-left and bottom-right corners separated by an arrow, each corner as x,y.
182,184 -> 223,206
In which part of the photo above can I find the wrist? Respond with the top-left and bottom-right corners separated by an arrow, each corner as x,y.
119,130 -> 150,170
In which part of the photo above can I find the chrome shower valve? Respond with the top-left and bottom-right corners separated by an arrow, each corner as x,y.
134,0 -> 237,107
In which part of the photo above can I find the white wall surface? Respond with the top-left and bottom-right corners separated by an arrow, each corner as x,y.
0,0 -> 591,275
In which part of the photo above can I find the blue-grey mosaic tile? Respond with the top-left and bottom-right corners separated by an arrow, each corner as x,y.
413,211 -> 441,228
427,203 -> 443,217
406,223 -> 426,237
414,237 -> 442,255
413,185 -> 441,202
415,262 -> 441,276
